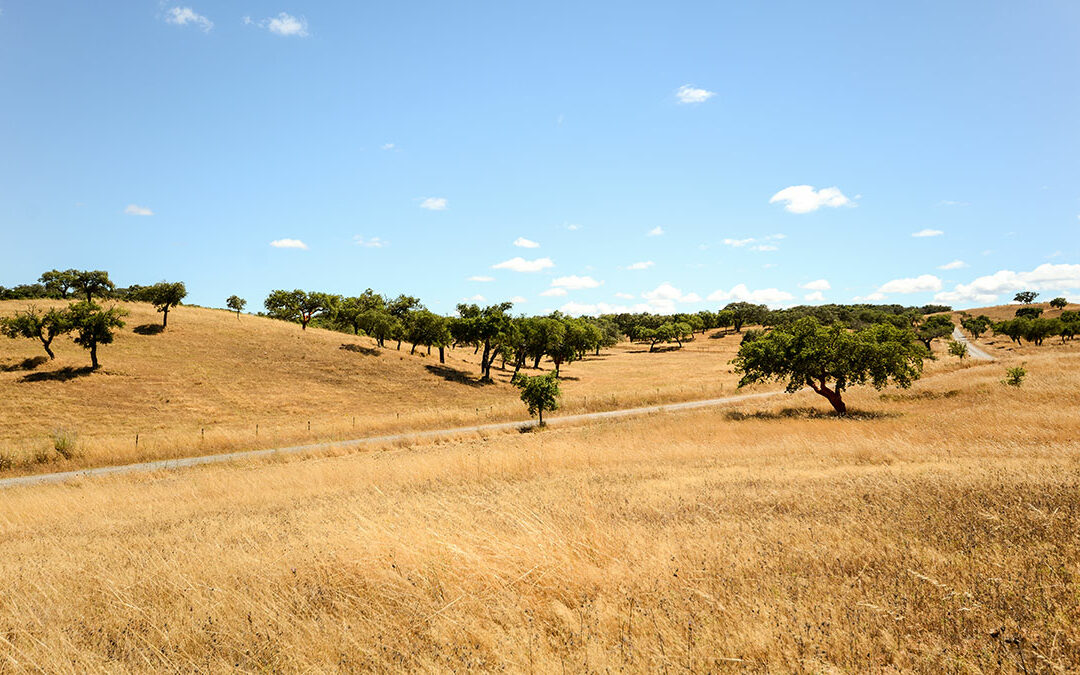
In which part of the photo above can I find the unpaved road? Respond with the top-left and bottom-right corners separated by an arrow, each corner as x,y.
0,390 -> 783,490
951,326 -> 995,360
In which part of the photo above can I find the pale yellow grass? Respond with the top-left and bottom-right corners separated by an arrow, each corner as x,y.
1,348 -> 1077,671
0,301 -> 751,475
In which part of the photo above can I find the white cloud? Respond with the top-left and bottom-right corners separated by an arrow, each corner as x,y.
938,259 -> 968,270
270,238 -> 307,250
769,185 -> 852,214
641,282 -> 702,312
468,275 -> 494,282
878,274 -> 942,294
706,284 -> 794,307
123,204 -> 153,216
559,301 -> 652,316
464,294 -> 486,303
508,296 -> 527,303
566,223 -> 581,231
800,279 -> 831,291
751,244 -> 778,252
166,7 -> 213,32
492,257 -> 554,273
765,233 -> 787,240
419,197 -> 447,211
722,237 -> 779,252
624,261 -> 654,270
722,238 -> 755,248
804,291 -> 826,303
934,263 -> 1080,305
853,292 -> 886,302
264,12 -> 308,36
540,288 -> 568,297
380,143 -> 395,150
513,237 -> 540,248
647,226 -> 665,237
353,235 -> 386,248
912,228 -> 944,238
614,292 -> 635,300
551,275 -> 602,290
675,85 -> 715,104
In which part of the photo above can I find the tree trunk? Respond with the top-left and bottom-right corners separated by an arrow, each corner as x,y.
40,336 -> 55,359
532,354 -> 541,369
439,346 -> 445,364
396,339 -> 401,350
162,308 -> 169,328
809,380 -> 846,415
410,343 -> 417,355
90,342 -> 99,370
538,408 -> 543,426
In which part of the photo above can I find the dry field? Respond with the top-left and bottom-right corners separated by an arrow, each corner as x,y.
0,300 -> 749,475
0,333 -> 1077,671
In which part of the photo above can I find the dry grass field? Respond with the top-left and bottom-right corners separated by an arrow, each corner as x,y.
0,312 -> 1078,671
0,300 -> 749,475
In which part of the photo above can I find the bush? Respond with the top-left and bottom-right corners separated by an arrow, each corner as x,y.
0,451 -> 13,472
947,340 -> 968,360
52,428 -> 78,459
1002,365 -> 1026,388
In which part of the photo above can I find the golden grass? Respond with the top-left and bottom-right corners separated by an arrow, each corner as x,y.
0,346 -> 1077,671
0,301 -> 753,475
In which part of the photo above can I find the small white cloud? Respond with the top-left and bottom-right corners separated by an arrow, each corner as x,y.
419,197 -> 447,211
800,279 -> 831,291
706,284 -> 794,307
676,84 -> 715,104
540,288 -> 568,297
769,185 -> 852,214
492,257 -> 554,273
566,223 -> 581,231
751,244 -> 778,252
551,275 -> 602,290
614,292 -> 635,300
353,235 -> 386,248
624,261 -> 654,270
912,228 -> 944,238
123,204 -> 154,216
380,143 -> 395,150
468,275 -> 494,282
722,238 -> 755,248
938,260 -> 968,270
853,292 -> 887,302
264,12 -> 308,37
464,294 -> 486,302
166,7 -> 213,32
508,295 -> 527,303
804,291 -> 826,302
270,238 -> 308,250
513,237 -> 540,248
647,226 -> 665,237
878,274 -> 942,294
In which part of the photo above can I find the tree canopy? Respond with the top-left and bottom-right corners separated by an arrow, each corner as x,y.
511,372 -> 561,425
0,305 -> 72,359
138,281 -> 187,328
68,301 -> 127,369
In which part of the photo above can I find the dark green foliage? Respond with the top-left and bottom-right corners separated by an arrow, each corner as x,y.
72,271 -> 115,302
38,269 -> 79,299
1013,291 -> 1038,304
137,281 -> 187,328
1002,365 -> 1026,388
264,289 -> 330,330
67,301 -> 127,369
724,302 -> 769,333
1014,306 -> 1042,320
511,372 -> 560,425
915,314 -> 953,350
1049,297 -> 1068,309
0,305 -> 72,359
733,318 -> 924,415
226,295 -> 247,318
948,340 -> 968,360
960,315 -> 992,340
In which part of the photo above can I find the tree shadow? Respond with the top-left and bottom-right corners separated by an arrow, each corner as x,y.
1,356 -> 48,372
709,331 -> 733,340
627,346 -> 682,354
725,407 -> 897,421
340,343 -> 381,357
21,366 -> 95,382
424,364 -> 494,387
133,323 -> 165,335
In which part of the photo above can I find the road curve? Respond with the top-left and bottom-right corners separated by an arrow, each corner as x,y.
951,326 -> 994,361
0,390 -> 783,490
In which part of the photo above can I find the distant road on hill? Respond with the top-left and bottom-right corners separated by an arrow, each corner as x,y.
0,390 -> 784,490
951,326 -> 995,361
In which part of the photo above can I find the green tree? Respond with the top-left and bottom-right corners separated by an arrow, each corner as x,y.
454,302 -> 513,380
226,295 -> 247,318
724,302 -> 769,333
0,305 -> 72,359
948,340 -> 968,360
915,314 -> 953,350
1014,291 -> 1038,304
405,309 -> 450,358
38,269 -> 79,299
960,315 -> 991,340
511,372 -> 561,426
1049,297 -> 1068,310
1014,306 -> 1042,320
264,289 -> 328,330
68,301 -> 127,369
733,318 -> 924,415
138,281 -> 187,328
72,270 -> 115,302
1002,365 -> 1026,388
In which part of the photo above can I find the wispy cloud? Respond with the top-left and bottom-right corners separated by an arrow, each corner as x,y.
124,204 -> 154,216
647,226 -> 665,237
800,279 -> 831,291
492,257 -> 554,273
353,235 -> 386,248
468,275 -> 494,282
722,237 -> 780,252
769,185 -> 852,214
513,237 -> 540,248
270,238 -> 307,250
912,228 -> 944,238
551,275 -> 602,290
419,197 -> 447,211
380,143 -> 395,150
624,261 -> 654,270
675,84 -> 715,104
938,259 -> 967,270
165,7 -> 213,32
540,288 -> 568,297
264,12 -> 308,36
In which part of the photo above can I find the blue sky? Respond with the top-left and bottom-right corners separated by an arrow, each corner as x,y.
1,1 -> 1077,314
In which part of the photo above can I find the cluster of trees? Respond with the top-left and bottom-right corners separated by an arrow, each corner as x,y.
1,270 -> 188,369
993,311 -> 1079,346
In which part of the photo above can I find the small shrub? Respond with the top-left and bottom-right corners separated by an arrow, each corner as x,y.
948,340 -> 968,360
33,447 -> 52,464
1002,365 -> 1026,388
0,451 -> 13,472
52,428 -> 78,460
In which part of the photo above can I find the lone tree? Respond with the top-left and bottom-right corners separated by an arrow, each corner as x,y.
948,340 -> 968,360
264,289 -> 328,330
139,281 -> 187,328
1014,291 -> 1039,304
915,314 -> 953,350
38,269 -> 79,298
72,270 -> 115,302
1049,297 -> 1067,310
512,372 -> 561,426
226,295 -> 247,318
68,301 -> 127,370
733,317 -> 924,415
0,305 -> 72,359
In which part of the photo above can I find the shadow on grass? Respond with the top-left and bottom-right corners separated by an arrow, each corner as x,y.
725,407 -> 898,421
133,323 -> 165,335
21,366 -> 95,383
340,343 -> 381,357
424,364 -> 494,387
627,346 -> 684,354
708,331 -> 734,340
1,356 -> 49,372
879,389 -> 960,402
